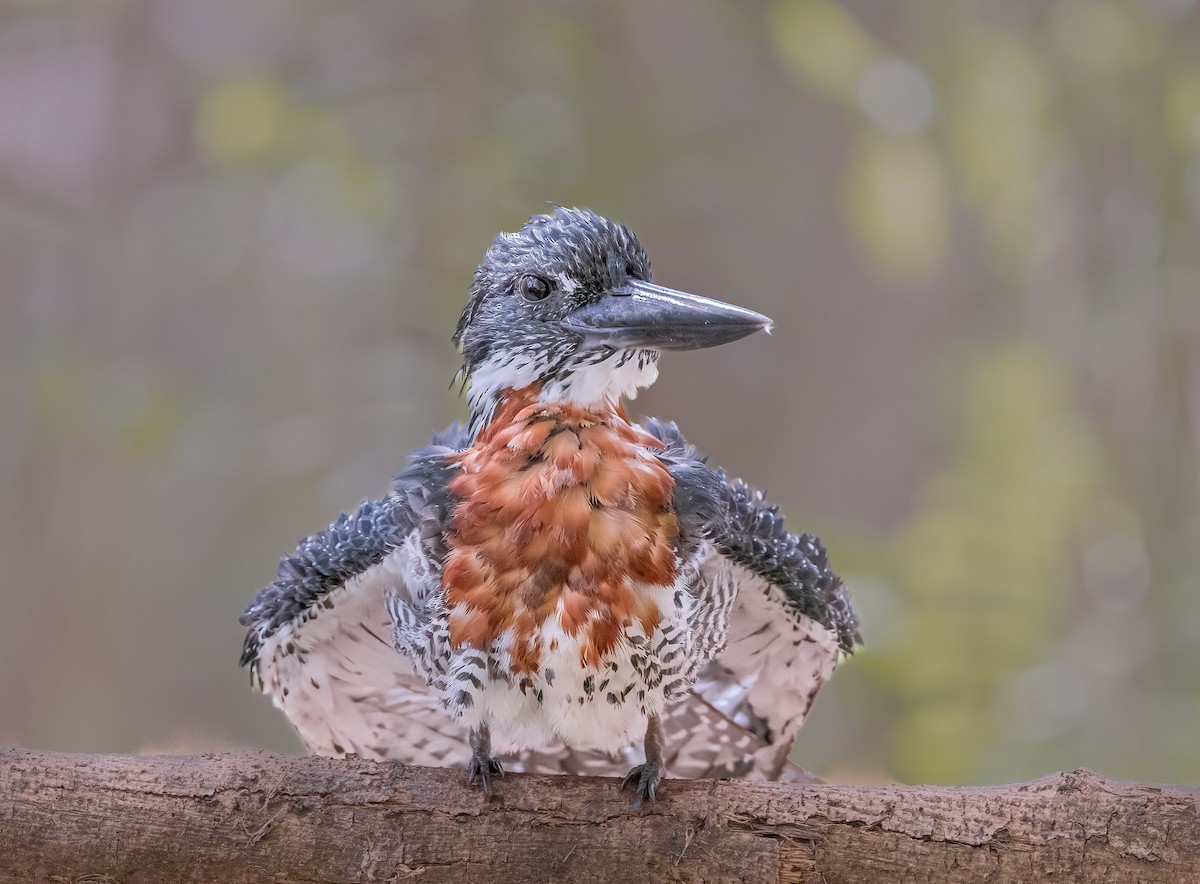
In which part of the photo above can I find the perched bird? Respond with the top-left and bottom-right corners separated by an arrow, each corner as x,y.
240,207 -> 859,805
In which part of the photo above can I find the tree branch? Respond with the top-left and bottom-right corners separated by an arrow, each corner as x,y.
1,747 -> 1197,882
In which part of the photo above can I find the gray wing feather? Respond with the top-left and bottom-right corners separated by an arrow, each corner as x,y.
239,422 -> 471,764
239,419 -> 470,669
650,419 -> 859,778
239,496 -> 405,670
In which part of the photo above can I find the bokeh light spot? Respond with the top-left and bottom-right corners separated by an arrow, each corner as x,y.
195,76 -> 291,166
767,0 -> 879,101
842,134 -> 949,284
858,58 -> 934,135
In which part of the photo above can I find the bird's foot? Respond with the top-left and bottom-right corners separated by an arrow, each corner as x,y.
621,759 -> 665,810
467,753 -> 505,796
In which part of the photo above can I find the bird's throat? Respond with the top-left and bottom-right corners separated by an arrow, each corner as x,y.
464,348 -> 660,437
444,385 -> 678,676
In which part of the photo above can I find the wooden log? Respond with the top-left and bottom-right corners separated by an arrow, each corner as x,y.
1,747 -> 1197,882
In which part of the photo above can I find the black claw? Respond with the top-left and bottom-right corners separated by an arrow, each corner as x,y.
467,754 -> 505,796
467,724 -> 503,797
621,762 -> 665,810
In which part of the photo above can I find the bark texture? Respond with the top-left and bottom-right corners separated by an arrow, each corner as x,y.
1,747 -> 1197,883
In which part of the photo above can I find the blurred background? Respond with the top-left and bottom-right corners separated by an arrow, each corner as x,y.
1,0 -> 1198,787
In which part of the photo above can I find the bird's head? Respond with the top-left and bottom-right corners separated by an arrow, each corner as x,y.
454,207 -> 771,430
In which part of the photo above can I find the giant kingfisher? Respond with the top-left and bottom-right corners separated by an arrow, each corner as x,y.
240,207 -> 860,806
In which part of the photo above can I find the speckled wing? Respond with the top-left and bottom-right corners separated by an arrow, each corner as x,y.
239,425 -> 471,766
649,419 -> 860,780
241,418 -> 858,781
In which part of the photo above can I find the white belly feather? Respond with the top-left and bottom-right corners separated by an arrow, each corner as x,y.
448,582 -> 693,753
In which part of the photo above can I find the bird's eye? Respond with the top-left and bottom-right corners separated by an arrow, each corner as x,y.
516,274 -> 552,302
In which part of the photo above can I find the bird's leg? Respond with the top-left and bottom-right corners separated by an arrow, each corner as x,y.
621,713 -> 666,809
467,722 -> 504,796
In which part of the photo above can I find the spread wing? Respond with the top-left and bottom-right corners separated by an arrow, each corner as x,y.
239,424 -> 471,766
647,419 -> 860,779
240,419 -> 858,781
687,480 -> 859,778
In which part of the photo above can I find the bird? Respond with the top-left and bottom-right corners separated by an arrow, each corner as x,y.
240,206 -> 860,806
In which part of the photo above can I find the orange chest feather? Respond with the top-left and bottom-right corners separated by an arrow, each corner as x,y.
443,394 -> 678,674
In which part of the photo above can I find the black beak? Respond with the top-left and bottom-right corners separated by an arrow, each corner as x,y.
563,280 -> 772,351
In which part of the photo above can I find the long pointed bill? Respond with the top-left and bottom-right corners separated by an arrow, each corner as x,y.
563,279 -> 772,351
